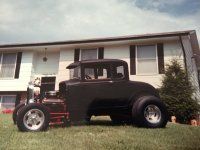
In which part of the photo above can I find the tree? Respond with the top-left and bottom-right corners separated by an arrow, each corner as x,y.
159,59 -> 200,124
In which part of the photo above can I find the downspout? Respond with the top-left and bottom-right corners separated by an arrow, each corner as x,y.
179,36 -> 188,73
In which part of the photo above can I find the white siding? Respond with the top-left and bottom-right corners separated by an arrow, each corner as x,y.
181,36 -> 200,100
164,41 -> 184,65
55,49 -> 74,90
0,35 -> 199,99
0,51 -> 33,91
32,51 -> 60,75
56,41 -> 186,89
104,42 -> 184,88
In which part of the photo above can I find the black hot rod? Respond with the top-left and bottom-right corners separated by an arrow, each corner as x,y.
13,59 -> 168,131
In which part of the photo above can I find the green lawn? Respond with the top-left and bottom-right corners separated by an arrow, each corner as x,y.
0,114 -> 200,150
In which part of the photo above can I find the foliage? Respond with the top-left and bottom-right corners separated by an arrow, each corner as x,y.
159,59 -> 200,123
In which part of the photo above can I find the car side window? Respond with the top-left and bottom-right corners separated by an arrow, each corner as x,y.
84,65 -> 111,81
113,65 -> 125,79
97,66 -> 111,80
84,68 -> 95,80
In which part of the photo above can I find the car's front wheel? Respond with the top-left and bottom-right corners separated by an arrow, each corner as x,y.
16,103 -> 50,132
13,103 -> 25,124
132,96 -> 168,128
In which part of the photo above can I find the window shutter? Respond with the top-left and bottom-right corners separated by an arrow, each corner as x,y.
157,43 -> 165,74
130,45 -> 136,75
98,47 -> 104,59
98,47 -> 104,76
74,48 -> 80,62
14,52 -> 22,79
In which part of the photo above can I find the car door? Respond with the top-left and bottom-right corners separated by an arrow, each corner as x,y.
82,63 -> 128,111
68,62 -> 129,121
109,63 -> 130,107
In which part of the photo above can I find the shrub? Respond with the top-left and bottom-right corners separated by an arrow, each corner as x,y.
159,59 -> 200,123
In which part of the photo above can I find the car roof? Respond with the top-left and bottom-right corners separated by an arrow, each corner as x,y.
66,59 -> 126,69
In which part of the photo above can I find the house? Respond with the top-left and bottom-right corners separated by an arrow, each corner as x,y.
0,30 -> 199,110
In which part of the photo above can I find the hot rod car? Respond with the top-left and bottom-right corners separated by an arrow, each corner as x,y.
13,59 -> 168,132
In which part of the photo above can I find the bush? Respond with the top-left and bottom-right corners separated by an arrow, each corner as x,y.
159,59 -> 200,123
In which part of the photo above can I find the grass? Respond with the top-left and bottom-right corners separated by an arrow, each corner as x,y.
0,114 -> 200,150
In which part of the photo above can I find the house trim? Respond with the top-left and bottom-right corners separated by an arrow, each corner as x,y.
14,52 -> 22,79
0,30 -> 193,49
157,43 -> 165,74
130,45 -> 136,75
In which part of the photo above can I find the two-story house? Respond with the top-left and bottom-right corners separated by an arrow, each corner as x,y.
0,30 -> 199,110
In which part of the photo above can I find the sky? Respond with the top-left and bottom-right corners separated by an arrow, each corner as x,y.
0,0 -> 199,44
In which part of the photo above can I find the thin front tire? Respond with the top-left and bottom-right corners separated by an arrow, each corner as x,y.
16,103 -> 50,132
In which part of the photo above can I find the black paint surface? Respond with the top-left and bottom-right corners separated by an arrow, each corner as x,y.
60,59 -> 159,122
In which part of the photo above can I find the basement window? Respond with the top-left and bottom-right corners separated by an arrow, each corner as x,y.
0,95 -> 16,110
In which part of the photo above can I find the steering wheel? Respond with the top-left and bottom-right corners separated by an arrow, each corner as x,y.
85,75 -> 92,80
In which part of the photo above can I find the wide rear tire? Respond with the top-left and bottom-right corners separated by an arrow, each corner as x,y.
16,103 -> 50,132
132,96 -> 168,128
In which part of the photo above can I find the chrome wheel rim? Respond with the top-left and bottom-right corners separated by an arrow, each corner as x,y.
144,105 -> 161,124
23,109 -> 45,131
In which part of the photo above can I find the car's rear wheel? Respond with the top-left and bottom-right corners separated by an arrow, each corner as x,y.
132,96 -> 168,128
16,103 -> 50,132
13,103 -> 25,125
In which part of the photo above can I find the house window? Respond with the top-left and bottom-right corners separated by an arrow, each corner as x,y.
69,66 -> 81,80
0,53 -> 17,78
136,45 -> 158,75
80,49 -> 98,60
0,95 -> 16,110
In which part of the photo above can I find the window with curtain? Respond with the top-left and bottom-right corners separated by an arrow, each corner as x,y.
0,53 -> 17,78
137,45 -> 157,74
81,49 -> 97,60
81,49 -> 97,76
0,95 -> 16,110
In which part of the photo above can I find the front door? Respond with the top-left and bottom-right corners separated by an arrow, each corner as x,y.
40,77 -> 56,96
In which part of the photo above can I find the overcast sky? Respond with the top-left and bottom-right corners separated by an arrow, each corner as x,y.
0,0 -> 199,44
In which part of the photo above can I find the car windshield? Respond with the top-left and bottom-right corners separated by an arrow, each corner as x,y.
69,66 -> 81,80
